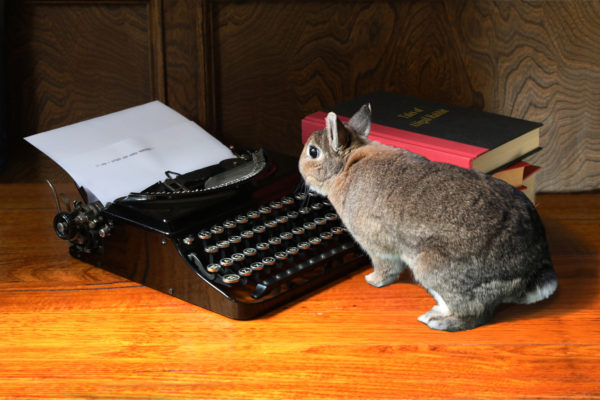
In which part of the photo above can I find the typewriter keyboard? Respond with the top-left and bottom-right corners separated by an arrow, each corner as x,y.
181,193 -> 361,302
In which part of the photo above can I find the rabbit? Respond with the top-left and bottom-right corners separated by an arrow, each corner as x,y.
298,103 -> 557,331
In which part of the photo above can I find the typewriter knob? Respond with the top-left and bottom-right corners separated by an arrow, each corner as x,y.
53,212 -> 76,240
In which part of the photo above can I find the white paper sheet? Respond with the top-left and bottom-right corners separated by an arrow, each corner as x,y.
25,101 -> 235,205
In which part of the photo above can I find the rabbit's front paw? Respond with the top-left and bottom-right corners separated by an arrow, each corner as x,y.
365,271 -> 396,288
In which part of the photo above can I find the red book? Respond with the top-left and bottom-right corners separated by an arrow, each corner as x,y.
301,92 -> 542,173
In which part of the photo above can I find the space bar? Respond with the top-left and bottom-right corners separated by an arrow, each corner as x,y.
251,242 -> 354,299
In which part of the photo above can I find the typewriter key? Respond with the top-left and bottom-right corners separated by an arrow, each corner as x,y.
236,215 -> 249,226
309,236 -> 322,246
262,256 -> 276,267
220,258 -> 234,268
198,230 -> 211,239
252,225 -> 266,242
268,236 -> 282,252
274,251 -> 288,262
258,206 -> 272,217
222,274 -> 240,284
320,231 -> 333,241
261,257 -> 276,274
311,203 -> 324,212
238,267 -> 253,277
331,226 -> 345,236
286,246 -> 299,257
256,242 -> 270,254
314,217 -> 327,232
211,225 -> 224,235
250,261 -> 264,271
292,226 -> 305,239
265,219 -> 278,230
205,245 -> 218,264
242,247 -> 258,262
270,201 -> 283,211
217,241 -> 230,258
286,210 -> 299,222
294,193 -> 307,201
298,241 -> 311,251
227,235 -> 241,252
281,196 -> 294,206
280,232 -> 293,247
241,230 -> 254,248
206,263 -> 221,273
276,215 -> 289,226
325,213 -> 339,222
247,210 -> 260,222
223,220 -> 236,230
231,253 -> 245,263
303,221 -> 317,232
183,235 -> 195,246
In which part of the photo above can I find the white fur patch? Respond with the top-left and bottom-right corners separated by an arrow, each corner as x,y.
326,112 -> 340,151
429,289 -> 450,315
520,279 -> 558,304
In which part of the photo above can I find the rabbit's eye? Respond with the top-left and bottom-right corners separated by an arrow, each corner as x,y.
308,145 -> 320,159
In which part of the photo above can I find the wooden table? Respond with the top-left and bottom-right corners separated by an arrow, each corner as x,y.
1,183 -> 599,399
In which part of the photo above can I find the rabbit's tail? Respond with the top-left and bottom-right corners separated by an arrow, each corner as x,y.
513,263 -> 558,305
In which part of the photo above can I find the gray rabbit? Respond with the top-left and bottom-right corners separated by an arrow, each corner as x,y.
298,104 -> 557,331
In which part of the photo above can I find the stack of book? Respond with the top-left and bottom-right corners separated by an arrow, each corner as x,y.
301,91 -> 542,204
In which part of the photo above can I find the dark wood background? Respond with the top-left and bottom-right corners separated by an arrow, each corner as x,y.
2,0 -> 599,192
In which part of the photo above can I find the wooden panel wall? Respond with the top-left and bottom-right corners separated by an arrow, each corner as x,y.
4,0 -> 165,182
2,0 -> 220,183
3,0 -> 599,192
213,0 -> 600,192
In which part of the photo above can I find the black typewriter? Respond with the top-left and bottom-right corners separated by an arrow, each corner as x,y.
49,149 -> 368,319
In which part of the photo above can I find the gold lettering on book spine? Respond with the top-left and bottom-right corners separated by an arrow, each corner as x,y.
409,108 -> 449,127
397,107 -> 423,119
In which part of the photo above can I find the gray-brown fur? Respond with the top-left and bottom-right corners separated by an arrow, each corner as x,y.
299,105 -> 557,331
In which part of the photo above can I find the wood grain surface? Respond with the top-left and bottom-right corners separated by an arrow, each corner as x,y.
0,183 -> 598,399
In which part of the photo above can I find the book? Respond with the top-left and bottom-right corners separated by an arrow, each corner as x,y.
492,160 -> 529,187
301,91 -> 542,174
491,160 -> 541,204
519,163 -> 542,204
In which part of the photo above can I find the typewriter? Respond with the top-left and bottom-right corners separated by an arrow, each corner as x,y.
49,149 -> 368,319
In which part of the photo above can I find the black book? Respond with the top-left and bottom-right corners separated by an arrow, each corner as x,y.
302,91 -> 542,173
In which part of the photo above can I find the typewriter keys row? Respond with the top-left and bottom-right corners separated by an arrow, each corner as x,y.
188,228 -> 346,290
183,192 -> 349,296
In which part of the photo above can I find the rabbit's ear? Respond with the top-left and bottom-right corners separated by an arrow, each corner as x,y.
347,103 -> 371,138
326,112 -> 350,152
